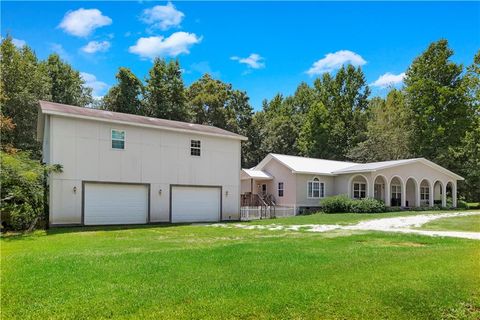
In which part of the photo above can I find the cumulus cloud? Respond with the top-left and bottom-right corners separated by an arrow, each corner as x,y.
306,50 -> 366,75
129,32 -> 201,59
59,8 -> 112,37
12,38 -> 26,48
370,72 -> 406,88
50,43 -> 71,61
141,2 -> 184,31
81,40 -> 111,53
231,53 -> 265,69
80,72 -> 108,98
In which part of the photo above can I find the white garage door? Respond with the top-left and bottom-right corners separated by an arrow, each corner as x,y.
171,186 -> 221,223
84,183 -> 148,225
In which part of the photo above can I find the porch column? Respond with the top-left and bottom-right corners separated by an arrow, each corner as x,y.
452,182 -> 457,208
442,183 -> 447,207
401,181 -> 407,207
385,180 -> 391,207
429,183 -> 434,207
416,183 -> 421,208
367,174 -> 374,198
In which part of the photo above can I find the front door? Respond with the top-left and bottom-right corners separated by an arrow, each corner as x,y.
261,184 -> 267,195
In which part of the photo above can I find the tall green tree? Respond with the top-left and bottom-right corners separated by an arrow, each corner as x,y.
298,102 -> 329,158
40,54 -> 92,107
309,65 -> 370,159
144,58 -> 190,121
404,40 -> 473,165
102,67 -> 144,114
0,36 -> 49,155
348,90 -> 413,162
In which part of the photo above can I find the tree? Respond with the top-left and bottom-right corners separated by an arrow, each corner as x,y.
311,65 -> 370,159
144,58 -> 190,121
348,89 -> 413,162
404,40 -> 473,165
40,54 -> 92,107
0,36 -> 49,156
298,102 -> 329,158
102,67 -> 144,114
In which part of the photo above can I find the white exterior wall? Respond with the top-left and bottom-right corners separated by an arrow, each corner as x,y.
46,115 -> 241,225
262,159 -> 297,207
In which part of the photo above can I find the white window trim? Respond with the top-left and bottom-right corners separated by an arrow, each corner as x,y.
420,186 -> 430,201
391,184 -> 402,199
278,182 -> 284,197
307,178 -> 325,199
111,129 -> 126,150
190,139 -> 201,157
353,182 -> 367,199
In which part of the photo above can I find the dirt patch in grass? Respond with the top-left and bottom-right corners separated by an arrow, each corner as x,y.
356,239 -> 428,248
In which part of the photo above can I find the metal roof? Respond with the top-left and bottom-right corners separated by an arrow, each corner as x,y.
38,100 -> 247,141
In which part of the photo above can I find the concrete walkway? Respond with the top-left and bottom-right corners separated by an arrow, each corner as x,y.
211,212 -> 480,240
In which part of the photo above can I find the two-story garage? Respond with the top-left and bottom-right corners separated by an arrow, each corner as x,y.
37,101 -> 246,226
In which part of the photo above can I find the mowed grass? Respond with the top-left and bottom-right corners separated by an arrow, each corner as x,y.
420,214 -> 480,232
1,213 -> 480,319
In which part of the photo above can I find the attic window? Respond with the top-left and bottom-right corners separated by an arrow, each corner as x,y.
191,140 -> 201,156
111,129 -> 125,150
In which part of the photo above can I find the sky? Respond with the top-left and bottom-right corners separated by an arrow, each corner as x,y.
2,1 -> 480,110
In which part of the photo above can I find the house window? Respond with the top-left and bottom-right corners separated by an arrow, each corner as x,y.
111,129 -> 125,149
191,140 -> 201,156
353,183 -> 366,199
391,185 -> 402,199
420,186 -> 430,201
308,178 -> 324,198
278,182 -> 284,197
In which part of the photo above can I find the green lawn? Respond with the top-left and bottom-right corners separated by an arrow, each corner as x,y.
2,212 -> 480,319
420,214 -> 480,233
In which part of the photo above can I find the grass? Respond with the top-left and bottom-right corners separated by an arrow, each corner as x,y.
2,211 -> 480,319
420,214 -> 480,233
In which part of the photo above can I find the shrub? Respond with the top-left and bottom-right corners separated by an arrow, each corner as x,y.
457,200 -> 469,209
320,195 -> 386,214
349,198 -> 386,213
320,195 -> 353,213
1,151 -> 61,231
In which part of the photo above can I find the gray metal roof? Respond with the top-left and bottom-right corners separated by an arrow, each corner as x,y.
38,100 -> 247,140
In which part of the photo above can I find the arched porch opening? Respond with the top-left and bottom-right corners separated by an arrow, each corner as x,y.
405,177 -> 418,207
446,181 -> 454,207
390,176 -> 403,207
433,181 -> 443,206
373,175 -> 388,204
350,175 -> 368,199
419,179 -> 431,207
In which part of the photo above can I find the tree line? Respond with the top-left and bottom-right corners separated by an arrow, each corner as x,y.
1,36 -> 479,202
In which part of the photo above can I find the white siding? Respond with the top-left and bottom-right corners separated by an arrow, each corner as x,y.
46,115 -> 241,224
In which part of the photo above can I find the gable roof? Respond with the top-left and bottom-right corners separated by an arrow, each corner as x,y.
255,153 -> 357,175
37,100 -> 247,141
254,153 -> 464,180
332,158 -> 464,180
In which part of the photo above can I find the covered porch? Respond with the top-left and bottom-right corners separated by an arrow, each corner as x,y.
347,173 -> 458,208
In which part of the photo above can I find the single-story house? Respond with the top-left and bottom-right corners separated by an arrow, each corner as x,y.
37,101 -> 246,226
241,153 -> 463,214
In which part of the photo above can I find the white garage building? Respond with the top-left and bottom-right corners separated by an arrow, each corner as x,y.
37,101 -> 246,226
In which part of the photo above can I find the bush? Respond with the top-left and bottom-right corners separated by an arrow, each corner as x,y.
320,195 -> 352,213
350,198 -> 386,213
457,200 -> 469,209
1,151 -> 61,231
320,195 -> 386,214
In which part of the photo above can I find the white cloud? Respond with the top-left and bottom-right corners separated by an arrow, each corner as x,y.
12,38 -> 26,48
306,50 -> 366,75
371,72 -> 406,88
129,32 -> 201,59
80,72 -> 108,98
141,2 -> 184,31
189,61 -> 221,78
59,8 -> 112,37
231,53 -> 265,69
81,40 -> 111,53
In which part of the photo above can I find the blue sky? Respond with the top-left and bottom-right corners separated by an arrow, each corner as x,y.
2,1 -> 479,110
